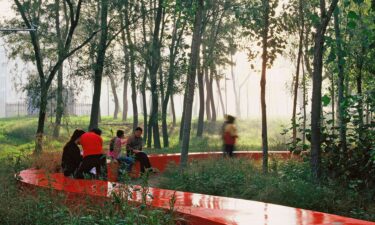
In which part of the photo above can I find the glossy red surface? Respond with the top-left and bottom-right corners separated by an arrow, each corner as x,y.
131,151 -> 293,177
18,152 -> 375,225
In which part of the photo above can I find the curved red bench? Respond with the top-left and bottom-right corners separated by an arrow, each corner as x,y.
18,152 -> 375,225
126,151 -> 292,178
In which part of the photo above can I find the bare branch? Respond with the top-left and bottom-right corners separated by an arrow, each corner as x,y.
46,29 -> 100,87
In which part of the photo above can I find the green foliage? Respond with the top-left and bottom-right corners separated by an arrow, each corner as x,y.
158,158 -> 375,221
321,93 -> 375,188
0,152 -> 178,225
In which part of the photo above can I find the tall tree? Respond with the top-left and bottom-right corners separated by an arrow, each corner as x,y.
8,0 -> 97,152
180,0 -> 204,168
310,0 -> 338,178
124,0 -> 138,130
89,0 -> 109,130
161,1 -> 188,147
237,0 -> 286,173
53,0 -> 68,138
291,0 -> 305,148
147,0 -> 163,149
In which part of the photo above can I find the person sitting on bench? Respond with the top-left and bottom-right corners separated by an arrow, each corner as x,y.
61,129 -> 85,177
126,127 -> 156,174
75,128 -> 106,179
108,129 -> 134,173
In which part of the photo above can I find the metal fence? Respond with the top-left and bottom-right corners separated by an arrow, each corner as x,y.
69,103 -> 92,116
5,102 -> 28,117
4,102 -> 92,118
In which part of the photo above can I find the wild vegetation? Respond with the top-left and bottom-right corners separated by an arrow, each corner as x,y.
157,157 -> 375,221
0,0 -> 374,222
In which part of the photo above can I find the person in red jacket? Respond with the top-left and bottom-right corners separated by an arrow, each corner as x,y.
75,128 -> 106,179
222,115 -> 238,157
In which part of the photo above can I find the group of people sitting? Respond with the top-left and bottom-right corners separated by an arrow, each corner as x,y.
61,126 -> 155,179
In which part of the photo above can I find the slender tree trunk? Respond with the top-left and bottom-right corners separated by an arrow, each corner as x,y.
179,91 -> 187,141
197,56 -> 204,137
122,75 -> 128,121
302,57 -> 307,146
356,46 -> 365,138
180,0 -> 203,168
170,95 -> 176,127
35,85 -> 48,153
204,65 -> 212,121
260,0 -> 270,174
292,0 -> 304,147
310,0 -> 338,179
230,54 -> 240,117
147,0 -> 163,149
53,0 -> 64,138
120,22 -> 129,121
108,74 -> 120,119
89,0 -> 109,130
54,66 -> 64,137
215,71 -> 226,117
142,69 -> 148,142
124,0 -> 138,130
209,69 -> 216,121
330,71 -> 335,132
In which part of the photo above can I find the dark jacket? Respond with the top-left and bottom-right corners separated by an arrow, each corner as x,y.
62,130 -> 85,176
126,135 -> 143,155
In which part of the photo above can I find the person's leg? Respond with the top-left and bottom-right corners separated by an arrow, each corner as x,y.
228,145 -> 234,157
75,156 -> 96,179
135,152 -> 151,173
118,156 -> 134,172
224,145 -> 230,158
96,154 -> 107,179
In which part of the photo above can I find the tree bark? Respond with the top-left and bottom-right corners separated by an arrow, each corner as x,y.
204,63 -> 212,121
120,19 -> 129,121
147,0 -> 163,149
209,68 -> 216,122
310,0 -> 338,179
260,0 -> 270,174
180,0 -> 204,168
162,10 -> 186,147
179,91 -> 187,141
230,54 -> 240,117
53,0 -> 64,138
125,1 -> 139,130
89,0 -> 109,130
215,74 -> 226,118
170,95 -> 176,127
108,74 -> 120,119
302,57 -> 307,146
292,0 -> 304,147
197,56 -> 205,137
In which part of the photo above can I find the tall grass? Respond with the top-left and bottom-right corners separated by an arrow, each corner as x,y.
157,158 -> 375,222
0,153 -> 179,225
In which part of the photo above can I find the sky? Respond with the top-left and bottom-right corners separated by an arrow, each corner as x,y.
0,0 -> 299,119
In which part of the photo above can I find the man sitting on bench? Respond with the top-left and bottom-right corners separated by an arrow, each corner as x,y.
126,127 -> 156,174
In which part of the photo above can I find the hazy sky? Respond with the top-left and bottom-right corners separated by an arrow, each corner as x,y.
0,0 -> 298,119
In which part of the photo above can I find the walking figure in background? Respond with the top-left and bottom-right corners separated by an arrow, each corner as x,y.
222,115 -> 238,157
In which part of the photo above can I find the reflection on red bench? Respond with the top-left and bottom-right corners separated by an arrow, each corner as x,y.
18,152 -> 375,225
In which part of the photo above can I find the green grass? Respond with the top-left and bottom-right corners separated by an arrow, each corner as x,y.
0,116 -> 374,222
0,116 -> 289,158
156,158 -> 375,222
0,147 -> 178,225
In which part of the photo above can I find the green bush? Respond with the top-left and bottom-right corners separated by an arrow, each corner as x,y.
158,158 -> 375,221
0,156 -> 178,225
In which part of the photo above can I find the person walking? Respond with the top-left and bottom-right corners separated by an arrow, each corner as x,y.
222,115 -> 238,157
